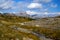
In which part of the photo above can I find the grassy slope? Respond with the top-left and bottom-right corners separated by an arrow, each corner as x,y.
0,13 -> 60,40
0,13 -> 39,40
17,17 -> 60,40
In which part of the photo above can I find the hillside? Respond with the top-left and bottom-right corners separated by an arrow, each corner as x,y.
22,16 -> 60,40
0,13 -> 39,40
0,13 -> 34,22
0,13 -> 60,40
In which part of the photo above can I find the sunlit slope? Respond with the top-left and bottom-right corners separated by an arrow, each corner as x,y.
0,13 -> 39,40
0,13 -> 60,40
19,16 -> 60,40
0,13 -> 33,23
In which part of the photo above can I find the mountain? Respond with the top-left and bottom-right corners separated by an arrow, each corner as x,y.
30,13 -> 60,19
15,12 -> 30,18
1,12 -> 60,19
25,12 -> 60,19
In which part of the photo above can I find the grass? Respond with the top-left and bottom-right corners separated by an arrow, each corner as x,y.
0,13 -> 60,40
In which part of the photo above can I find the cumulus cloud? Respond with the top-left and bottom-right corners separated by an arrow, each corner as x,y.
26,10 -> 38,15
26,10 -> 50,15
44,12 -> 48,14
0,0 -> 59,14
0,0 -> 29,13
27,3 -> 42,9
0,0 -> 14,9
26,10 -> 60,15
26,10 -> 60,17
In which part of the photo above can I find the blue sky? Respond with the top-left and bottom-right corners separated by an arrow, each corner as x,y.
0,0 -> 60,15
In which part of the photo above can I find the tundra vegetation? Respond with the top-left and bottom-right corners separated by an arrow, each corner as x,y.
0,13 -> 60,40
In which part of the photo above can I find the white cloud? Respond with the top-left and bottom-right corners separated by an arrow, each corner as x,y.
44,12 -> 48,14
0,0 -> 14,9
26,10 -> 60,17
26,10 -> 49,15
0,0 -> 58,13
0,0 -> 29,13
57,12 -> 60,15
27,3 -> 42,9
26,10 -> 39,15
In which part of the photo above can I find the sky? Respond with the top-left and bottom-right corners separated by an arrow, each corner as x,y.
0,0 -> 60,15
